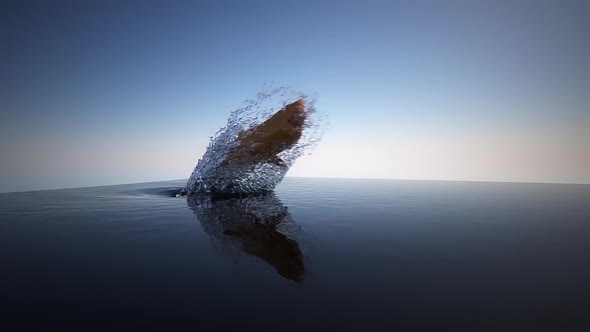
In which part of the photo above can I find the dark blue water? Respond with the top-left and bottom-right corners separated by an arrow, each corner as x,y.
1,178 -> 589,331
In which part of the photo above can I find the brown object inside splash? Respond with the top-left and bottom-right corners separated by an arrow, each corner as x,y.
223,99 -> 307,167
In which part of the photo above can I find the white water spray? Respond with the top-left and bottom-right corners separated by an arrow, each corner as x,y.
183,87 -> 325,195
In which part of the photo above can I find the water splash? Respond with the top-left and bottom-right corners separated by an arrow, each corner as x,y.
183,87 -> 326,195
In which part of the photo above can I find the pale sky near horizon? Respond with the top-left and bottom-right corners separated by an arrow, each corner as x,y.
1,0 -> 589,192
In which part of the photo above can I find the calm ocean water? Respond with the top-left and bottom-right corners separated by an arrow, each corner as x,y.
1,177 -> 589,330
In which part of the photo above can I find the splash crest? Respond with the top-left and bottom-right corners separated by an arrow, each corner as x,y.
183,87 -> 325,195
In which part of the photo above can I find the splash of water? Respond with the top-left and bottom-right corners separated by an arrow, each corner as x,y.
183,87 -> 325,195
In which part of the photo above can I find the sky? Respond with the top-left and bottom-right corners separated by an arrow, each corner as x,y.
1,0 -> 589,192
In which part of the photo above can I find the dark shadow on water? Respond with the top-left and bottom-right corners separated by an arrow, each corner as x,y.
186,192 -> 305,283
120,187 -> 184,197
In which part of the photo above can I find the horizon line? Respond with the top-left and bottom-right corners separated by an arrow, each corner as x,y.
1,175 -> 588,194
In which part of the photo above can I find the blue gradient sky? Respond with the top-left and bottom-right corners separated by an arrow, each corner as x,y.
1,0 -> 589,192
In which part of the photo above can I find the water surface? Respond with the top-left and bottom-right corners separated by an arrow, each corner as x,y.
1,178 -> 589,330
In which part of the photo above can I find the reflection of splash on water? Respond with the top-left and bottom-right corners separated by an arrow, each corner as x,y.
183,86 -> 326,195
187,193 -> 305,283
